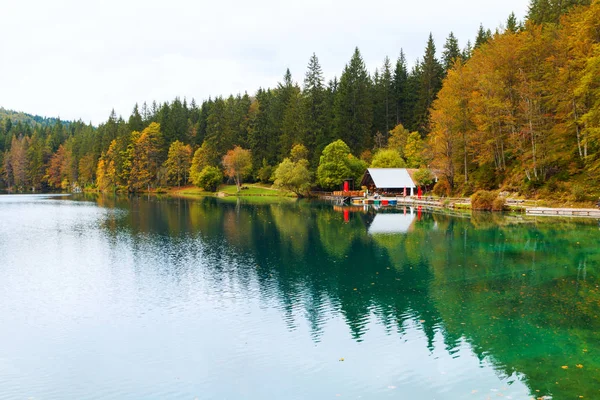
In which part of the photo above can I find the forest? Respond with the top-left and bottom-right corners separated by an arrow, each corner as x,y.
0,0 -> 598,200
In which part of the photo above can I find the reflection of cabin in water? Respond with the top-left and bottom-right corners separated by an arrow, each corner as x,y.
366,210 -> 417,234
360,168 -> 419,196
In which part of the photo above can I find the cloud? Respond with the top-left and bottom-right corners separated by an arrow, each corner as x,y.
0,0 -> 528,124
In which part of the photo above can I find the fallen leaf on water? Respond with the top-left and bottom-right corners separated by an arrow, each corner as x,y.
339,357 -> 344,361
561,365 -> 568,369
576,364 -> 583,368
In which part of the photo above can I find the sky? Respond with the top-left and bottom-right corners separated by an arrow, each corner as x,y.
1,0 -> 529,125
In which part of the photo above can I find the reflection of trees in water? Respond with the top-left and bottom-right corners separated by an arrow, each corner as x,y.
93,195 -> 600,398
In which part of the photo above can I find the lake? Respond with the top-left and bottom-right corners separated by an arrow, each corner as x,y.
0,194 -> 599,399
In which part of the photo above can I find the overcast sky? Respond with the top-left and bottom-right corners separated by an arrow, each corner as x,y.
1,0 -> 529,125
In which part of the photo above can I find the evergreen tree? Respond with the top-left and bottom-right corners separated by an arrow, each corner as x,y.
392,50 -> 410,128
475,24 -> 492,48
414,34 -> 443,135
462,40 -> 474,60
442,32 -> 461,73
128,103 -> 144,133
333,47 -> 373,154
506,12 -> 519,33
303,53 -> 327,159
372,56 -> 394,137
527,0 -> 589,24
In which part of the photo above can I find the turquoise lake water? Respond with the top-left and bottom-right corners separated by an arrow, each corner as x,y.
0,194 -> 599,399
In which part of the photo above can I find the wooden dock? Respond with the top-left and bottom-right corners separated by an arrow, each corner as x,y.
526,207 -> 600,217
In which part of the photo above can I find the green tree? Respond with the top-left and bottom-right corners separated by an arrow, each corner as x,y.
370,149 -> 407,168
303,53 -> 327,157
333,47 -> 373,154
316,139 -> 366,190
257,158 -> 274,183
442,32 -> 461,73
128,103 -> 144,132
194,166 -> 222,191
392,50 -> 410,127
273,158 -> 312,196
413,168 -> 434,187
290,143 -> 309,162
506,12 -> 520,33
414,34 -> 443,134
475,24 -> 492,48
527,0 -> 589,24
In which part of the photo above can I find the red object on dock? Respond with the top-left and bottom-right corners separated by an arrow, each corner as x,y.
418,186 -> 422,199
382,200 -> 389,205
343,181 -> 349,192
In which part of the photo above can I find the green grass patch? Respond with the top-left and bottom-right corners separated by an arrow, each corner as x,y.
169,186 -> 215,197
453,203 -> 472,210
219,184 -> 296,197
218,195 -> 297,204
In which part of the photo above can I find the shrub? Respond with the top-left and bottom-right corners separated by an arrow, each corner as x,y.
571,184 -> 587,202
433,180 -> 451,197
196,166 -> 223,192
257,164 -> 274,183
492,197 -> 506,211
471,190 -> 496,211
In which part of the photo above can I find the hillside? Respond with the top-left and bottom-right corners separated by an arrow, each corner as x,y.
0,107 -> 71,128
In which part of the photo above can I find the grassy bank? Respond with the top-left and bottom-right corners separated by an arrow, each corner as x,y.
167,184 -> 296,199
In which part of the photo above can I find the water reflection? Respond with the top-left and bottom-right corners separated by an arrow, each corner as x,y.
1,194 -> 599,399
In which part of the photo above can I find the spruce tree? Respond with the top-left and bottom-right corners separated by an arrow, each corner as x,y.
381,57 -> 394,134
128,104 -> 144,133
475,24 -> 492,48
506,12 -> 519,33
414,34 -> 443,135
462,40 -> 473,61
303,53 -> 327,159
442,32 -> 461,73
392,50 -> 409,128
527,0 -> 589,24
333,47 -> 373,154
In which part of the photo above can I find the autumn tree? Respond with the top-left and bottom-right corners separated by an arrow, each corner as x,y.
129,122 -> 163,192
164,140 -> 192,187
222,146 -> 252,192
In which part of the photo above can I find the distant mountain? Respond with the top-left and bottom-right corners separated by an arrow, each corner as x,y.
0,107 -> 72,128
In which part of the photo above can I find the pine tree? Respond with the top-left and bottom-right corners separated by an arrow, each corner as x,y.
414,34 -> 443,135
442,32 -> 461,73
333,47 -> 373,154
372,56 -> 394,136
392,50 -> 410,128
475,24 -> 492,48
128,103 -> 144,133
461,42 -> 472,62
303,53 -> 327,159
527,0 -> 589,24
506,12 -> 519,33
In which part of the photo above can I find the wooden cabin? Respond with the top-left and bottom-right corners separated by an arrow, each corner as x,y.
360,168 -> 418,196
